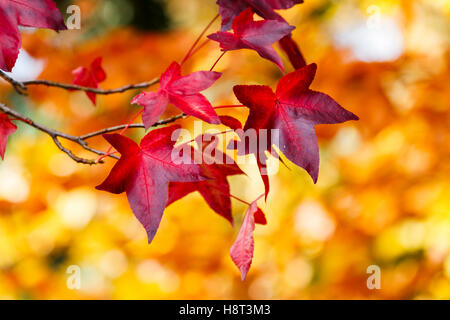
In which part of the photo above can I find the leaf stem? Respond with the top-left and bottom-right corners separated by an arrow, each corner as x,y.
207,183 -> 251,206
188,39 -> 211,59
178,130 -> 233,148
180,14 -> 219,66
210,52 -> 226,71
96,108 -> 144,163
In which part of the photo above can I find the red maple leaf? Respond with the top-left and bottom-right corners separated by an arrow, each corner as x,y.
231,63 -> 359,196
0,113 -> 17,160
230,198 -> 267,280
96,125 -> 206,244
0,0 -> 66,71
167,134 -> 244,224
208,8 -> 295,71
132,62 -> 221,129
72,57 -> 107,106
216,0 -> 306,69
217,0 -> 303,31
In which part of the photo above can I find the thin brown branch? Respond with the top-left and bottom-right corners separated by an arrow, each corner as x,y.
0,102 -> 185,165
1,68 -> 160,95
80,113 -> 186,140
0,102 -> 117,164
51,136 -> 107,165
0,70 -> 187,164
22,77 -> 160,94
0,70 -> 27,95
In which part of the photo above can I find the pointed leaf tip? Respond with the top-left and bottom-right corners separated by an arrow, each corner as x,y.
133,62 -> 220,126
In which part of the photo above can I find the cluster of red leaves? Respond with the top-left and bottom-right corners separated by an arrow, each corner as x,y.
0,0 -> 359,280
96,1 -> 358,280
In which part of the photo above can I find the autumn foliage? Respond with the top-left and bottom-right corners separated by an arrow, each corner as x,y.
0,0 -> 359,281
0,0 -> 448,299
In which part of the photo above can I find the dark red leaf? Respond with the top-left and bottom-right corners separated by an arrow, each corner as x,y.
96,125 -> 206,244
0,0 -> 66,71
232,64 -> 359,196
0,113 -> 17,160
0,11 -> 20,73
72,57 -> 107,105
132,62 -> 221,129
208,8 -> 295,70
216,0 -> 306,69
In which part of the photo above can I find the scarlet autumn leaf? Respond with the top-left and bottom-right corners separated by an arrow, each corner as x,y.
167,134 -> 244,224
208,8 -> 295,71
217,0 -> 303,31
96,125 -> 206,244
231,63 -> 359,196
0,113 -> 17,160
132,62 -> 221,129
72,57 -> 107,105
0,0 -> 66,71
216,0 -> 306,69
230,199 -> 267,280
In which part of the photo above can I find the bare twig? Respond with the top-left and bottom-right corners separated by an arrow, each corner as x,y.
80,123 -> 145,140
1,68 -> 160,95
0,71 -> 189,165
22,77 -> 160,94
80,113 -> 186,140
0,102 -> 185,165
